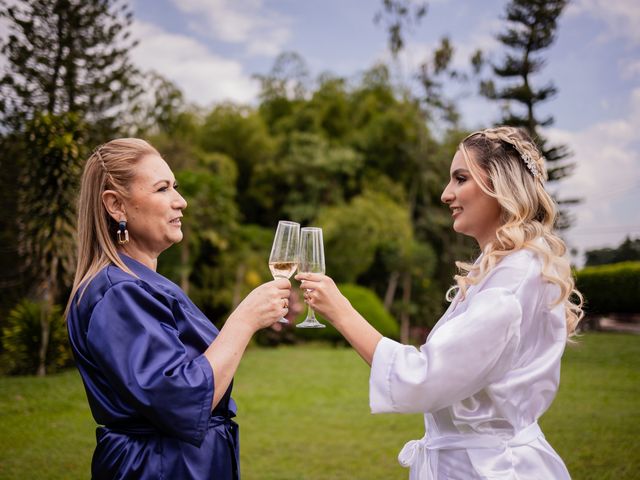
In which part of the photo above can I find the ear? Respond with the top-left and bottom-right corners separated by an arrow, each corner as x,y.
102,190 -> 127,222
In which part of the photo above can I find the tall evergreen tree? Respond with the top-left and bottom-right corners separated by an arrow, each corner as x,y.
0,0 -> 139,138
475,0 -> 577,227
18,112 -> 85,375
0,0 -> 139,373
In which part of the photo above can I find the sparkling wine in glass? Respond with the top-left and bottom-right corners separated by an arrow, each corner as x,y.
296,227 -> 326,329
268,221 -> 300,324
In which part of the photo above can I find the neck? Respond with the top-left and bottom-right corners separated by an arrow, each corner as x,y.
477,233 -> 496,252
119,244 -> 159,271
476,223 -> 502,252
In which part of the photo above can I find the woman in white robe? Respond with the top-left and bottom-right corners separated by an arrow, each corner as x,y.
297,126 -> 583,479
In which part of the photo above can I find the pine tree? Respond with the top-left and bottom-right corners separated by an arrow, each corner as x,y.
0,0 -> 140,139
0,0 -> 139,374
19,112 -> 85,375
476,0 -> 577,227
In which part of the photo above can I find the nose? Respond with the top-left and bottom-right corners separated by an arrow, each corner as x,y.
174,190 -> 187,210
441,181 -> 454,205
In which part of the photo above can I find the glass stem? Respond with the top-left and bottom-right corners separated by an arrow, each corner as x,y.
306,304 -> 316,320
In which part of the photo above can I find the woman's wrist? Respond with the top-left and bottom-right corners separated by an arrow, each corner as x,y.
329,300 -> 358,329
224,311 -> 258,338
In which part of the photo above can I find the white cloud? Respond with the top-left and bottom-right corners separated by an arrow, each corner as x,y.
545,88 -> 640,262
130,20 -> 259,106
568,0 -> 640,46
170,0 -> 292,57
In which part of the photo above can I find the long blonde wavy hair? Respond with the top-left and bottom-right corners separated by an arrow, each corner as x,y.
448,126 -> 583,335
64,138 -> 159,317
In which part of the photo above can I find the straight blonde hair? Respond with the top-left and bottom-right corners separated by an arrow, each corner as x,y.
449,126 -> 583,335
65,138 -> 158,317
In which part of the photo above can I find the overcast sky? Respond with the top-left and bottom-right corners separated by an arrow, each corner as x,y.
3,0 -> 639,265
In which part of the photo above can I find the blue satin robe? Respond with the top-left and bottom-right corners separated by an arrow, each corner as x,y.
67,254 -> 239,479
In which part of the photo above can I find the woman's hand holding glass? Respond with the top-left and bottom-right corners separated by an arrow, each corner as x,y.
268,221 -> 300,324
296,227 -> 327,328
267,221 -> 352,329
228,278 -> 292,333
294,272 -> 353,327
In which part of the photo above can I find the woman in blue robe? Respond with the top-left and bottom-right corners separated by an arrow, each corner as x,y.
66,138 -> 291,480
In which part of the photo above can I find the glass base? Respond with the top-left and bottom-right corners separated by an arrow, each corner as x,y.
277,317 -> 289,324
296,318 -> 326,329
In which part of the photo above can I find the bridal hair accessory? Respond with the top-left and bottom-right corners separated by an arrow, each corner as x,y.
521,152 -> 542,180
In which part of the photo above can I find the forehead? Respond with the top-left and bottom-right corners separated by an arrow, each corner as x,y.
450,149 -> 468,172
134,154 -> 174,183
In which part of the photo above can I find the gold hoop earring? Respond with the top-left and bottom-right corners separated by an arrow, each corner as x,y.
117,220 -> 129,244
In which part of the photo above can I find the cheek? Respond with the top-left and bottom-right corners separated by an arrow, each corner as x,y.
483,198 -> 502,222
127,205 -> 143,224
127,198 -> 160,227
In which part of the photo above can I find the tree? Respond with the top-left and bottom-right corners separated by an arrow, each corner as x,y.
373,2 -> 460,126
18,112 -> 85,375
374,0 -> 428,59
251,132 -> 363,226
317,190 -> 414,284
128,71 -> 194,138
199,104 -> 276,223
0,0 -> 139,374
254,51 -> 310,136
585,237 -> 640,266
474,0 -> 577,226
0,0 -> 140,138
0,136 -> 27,320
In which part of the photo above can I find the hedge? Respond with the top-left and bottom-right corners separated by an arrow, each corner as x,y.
575,261 -> 640,315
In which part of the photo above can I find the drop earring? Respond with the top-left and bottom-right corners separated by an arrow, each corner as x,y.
117,220 -> 129,244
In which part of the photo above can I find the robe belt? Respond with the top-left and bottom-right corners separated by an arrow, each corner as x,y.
398,422 -> 544,480
104,412 -> 235,436
104,414 -> 240,480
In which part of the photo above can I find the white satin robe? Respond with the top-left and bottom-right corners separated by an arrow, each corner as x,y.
370,248 -> 571,479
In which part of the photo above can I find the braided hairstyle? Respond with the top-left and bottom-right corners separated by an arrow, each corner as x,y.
450,126 -> 583,335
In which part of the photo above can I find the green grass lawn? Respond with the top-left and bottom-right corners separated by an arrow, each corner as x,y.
0,332 -> 638,479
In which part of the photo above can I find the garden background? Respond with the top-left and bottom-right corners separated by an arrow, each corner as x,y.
0,1 -> 638,478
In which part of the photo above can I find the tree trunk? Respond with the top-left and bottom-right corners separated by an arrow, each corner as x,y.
37,290 -> 52,377
384,270 -> 400,311
400,272 -> 412,344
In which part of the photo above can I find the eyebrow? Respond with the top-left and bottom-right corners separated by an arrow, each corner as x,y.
152,179 -> 176,187
451,168 -> 470,177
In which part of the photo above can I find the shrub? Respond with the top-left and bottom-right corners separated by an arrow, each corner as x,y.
575,261 -> 640,315
294,283 -> 399,344
0,299 -> 72,375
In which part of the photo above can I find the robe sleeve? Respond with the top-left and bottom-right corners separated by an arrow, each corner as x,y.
87,280 -> 215,446
370,259 -> 532,414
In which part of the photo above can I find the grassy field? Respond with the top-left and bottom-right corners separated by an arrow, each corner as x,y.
0,332 -> 638,479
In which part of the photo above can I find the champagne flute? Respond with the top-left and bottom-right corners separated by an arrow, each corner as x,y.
268,221 -> 300,324
296,227 -> 326,329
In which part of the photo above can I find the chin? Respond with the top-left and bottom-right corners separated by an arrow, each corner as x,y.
452,221 -> 466,235
453,223 -> 474,240
167,231 -> 184,244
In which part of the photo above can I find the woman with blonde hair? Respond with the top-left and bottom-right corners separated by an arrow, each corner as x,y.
297,126 -> 582,479
66,138 -> 291,479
